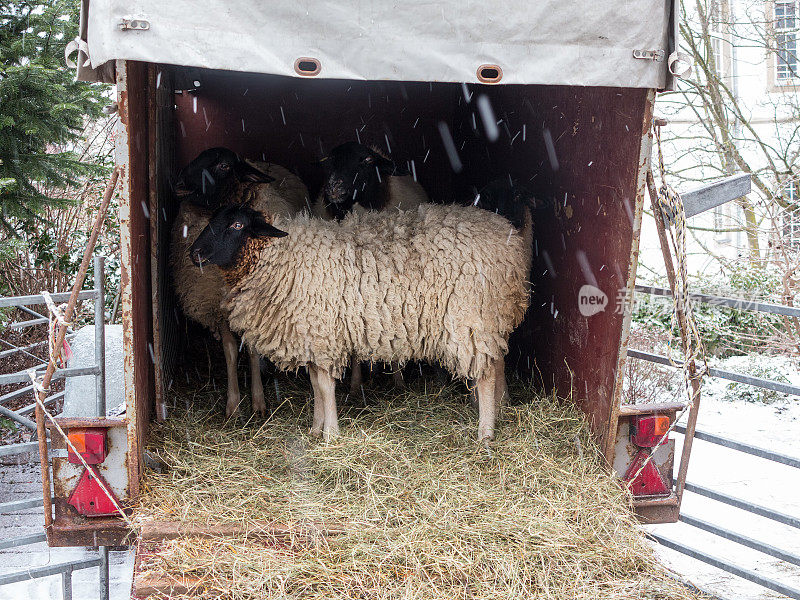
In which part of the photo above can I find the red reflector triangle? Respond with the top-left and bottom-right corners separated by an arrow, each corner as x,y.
67,467 -> 120,517
624,450 -> 669,497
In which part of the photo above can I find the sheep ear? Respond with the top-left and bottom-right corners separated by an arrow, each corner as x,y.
252,219 -> 288,239
237,161 -> 276,184
371,151 -> 397,175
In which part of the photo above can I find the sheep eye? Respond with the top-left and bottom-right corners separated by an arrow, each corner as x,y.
362,155 -> 373,164
230,222 -> 244,230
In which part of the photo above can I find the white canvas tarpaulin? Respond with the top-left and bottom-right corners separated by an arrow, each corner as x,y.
77,0 -> 676,88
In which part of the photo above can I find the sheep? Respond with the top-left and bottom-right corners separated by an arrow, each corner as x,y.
189,198 -> 533,443
170,147 -> 308,418
313,141 -> 432,391
312,142 -> 429,220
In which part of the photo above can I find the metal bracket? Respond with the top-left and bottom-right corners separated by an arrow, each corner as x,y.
633,49 -> 665,62
117,17 -> 150,31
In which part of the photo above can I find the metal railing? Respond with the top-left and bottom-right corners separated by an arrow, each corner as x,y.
0,256 -> 110,600
649,413 -> 800,599
0,493 -> 108,600
630,283 -> 800,599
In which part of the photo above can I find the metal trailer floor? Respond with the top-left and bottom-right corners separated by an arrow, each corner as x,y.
0,461 -> 134,600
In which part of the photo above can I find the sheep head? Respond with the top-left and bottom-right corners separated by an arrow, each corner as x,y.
190,204 -> 287,272
320,142 -> 398,219
175,147 -> 275,210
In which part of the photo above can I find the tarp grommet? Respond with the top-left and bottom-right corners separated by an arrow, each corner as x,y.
294,57 -> 321,77
477,64 -> 503,83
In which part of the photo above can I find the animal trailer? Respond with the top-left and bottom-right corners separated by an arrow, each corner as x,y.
43,0 -> 685,548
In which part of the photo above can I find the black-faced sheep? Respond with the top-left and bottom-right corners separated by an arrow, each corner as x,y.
313,141 -> 432,391
312,142 -> 428,220
170,148 -> 308,417
189,200 -> 533,443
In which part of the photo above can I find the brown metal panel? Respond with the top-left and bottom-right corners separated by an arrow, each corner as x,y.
148,65 -> 178,422
171,71 -> 459,204
117,60 -> 154,497
634,494 -> 680,524
453,85 -> 651,459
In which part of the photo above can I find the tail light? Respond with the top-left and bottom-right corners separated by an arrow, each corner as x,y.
631,414 -> 670,448
67,466 -> 120,517
67,428 -> 108,465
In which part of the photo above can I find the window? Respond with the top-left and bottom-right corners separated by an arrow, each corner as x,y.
714,201 -> 733,243
782,179 -> 800,249
711,35 -> 727,77
775,1 -> 798,82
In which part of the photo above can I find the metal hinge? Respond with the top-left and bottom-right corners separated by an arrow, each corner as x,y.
118,17 -> 150,31
633,49 -> 665,62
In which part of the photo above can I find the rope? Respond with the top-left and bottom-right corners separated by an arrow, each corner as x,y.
27,370 -> 135,530
626,124 -> 709,491
41,291 -> 72,369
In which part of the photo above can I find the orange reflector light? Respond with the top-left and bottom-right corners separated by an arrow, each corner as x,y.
631,415 -> 670,448
67,428 -> 107,465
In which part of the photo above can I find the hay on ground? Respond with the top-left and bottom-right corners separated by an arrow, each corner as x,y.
135,377 -> 701,599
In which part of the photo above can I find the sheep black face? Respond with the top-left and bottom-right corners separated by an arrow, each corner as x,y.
321,142 -> 398,219
175,147 -> 275,210
190,204 -> 287,269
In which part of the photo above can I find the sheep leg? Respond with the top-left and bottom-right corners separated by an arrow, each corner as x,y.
308,366 -> 325,437
349,355 -> 363,396
220,324 -> 241,418
494,356 -> 508,411
390,362 -> 405,389
249,348 -> 267,416
476,362 -> 497,444
310,364 -> 340,441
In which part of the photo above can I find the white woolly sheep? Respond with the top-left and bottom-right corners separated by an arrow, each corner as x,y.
189,200 -> 533,443
313,141 -> 432,391
170,148 -> 308,417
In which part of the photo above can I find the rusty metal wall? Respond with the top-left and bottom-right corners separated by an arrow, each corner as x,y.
170,70 -> 459,205
148,65 -> 178,422
117,60 -> 154,496
452,85 -> 652,458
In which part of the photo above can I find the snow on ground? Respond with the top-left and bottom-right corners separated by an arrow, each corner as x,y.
646,357 -> 800,600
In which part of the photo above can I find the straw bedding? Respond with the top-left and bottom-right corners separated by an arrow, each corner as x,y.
135,377 -> 701,599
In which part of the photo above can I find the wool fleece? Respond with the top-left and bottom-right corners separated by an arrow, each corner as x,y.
224,203 -> 532,381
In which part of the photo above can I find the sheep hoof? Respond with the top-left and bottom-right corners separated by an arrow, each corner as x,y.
310,427 -> 323,438
252,398 -> 267,417
322,426 -> 340,442
478,428 -> 495,446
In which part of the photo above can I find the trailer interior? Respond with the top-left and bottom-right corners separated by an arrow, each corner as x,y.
46,60 -> 686,547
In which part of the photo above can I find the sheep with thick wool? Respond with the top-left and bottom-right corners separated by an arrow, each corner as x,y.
313,141 -> 432,391
170,148 -> 308,417
190,200 -> 532,442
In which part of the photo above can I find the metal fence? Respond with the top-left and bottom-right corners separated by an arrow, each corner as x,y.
650,424 -> 800,599
629,284 -> 800,599
0,256 -> 110,600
